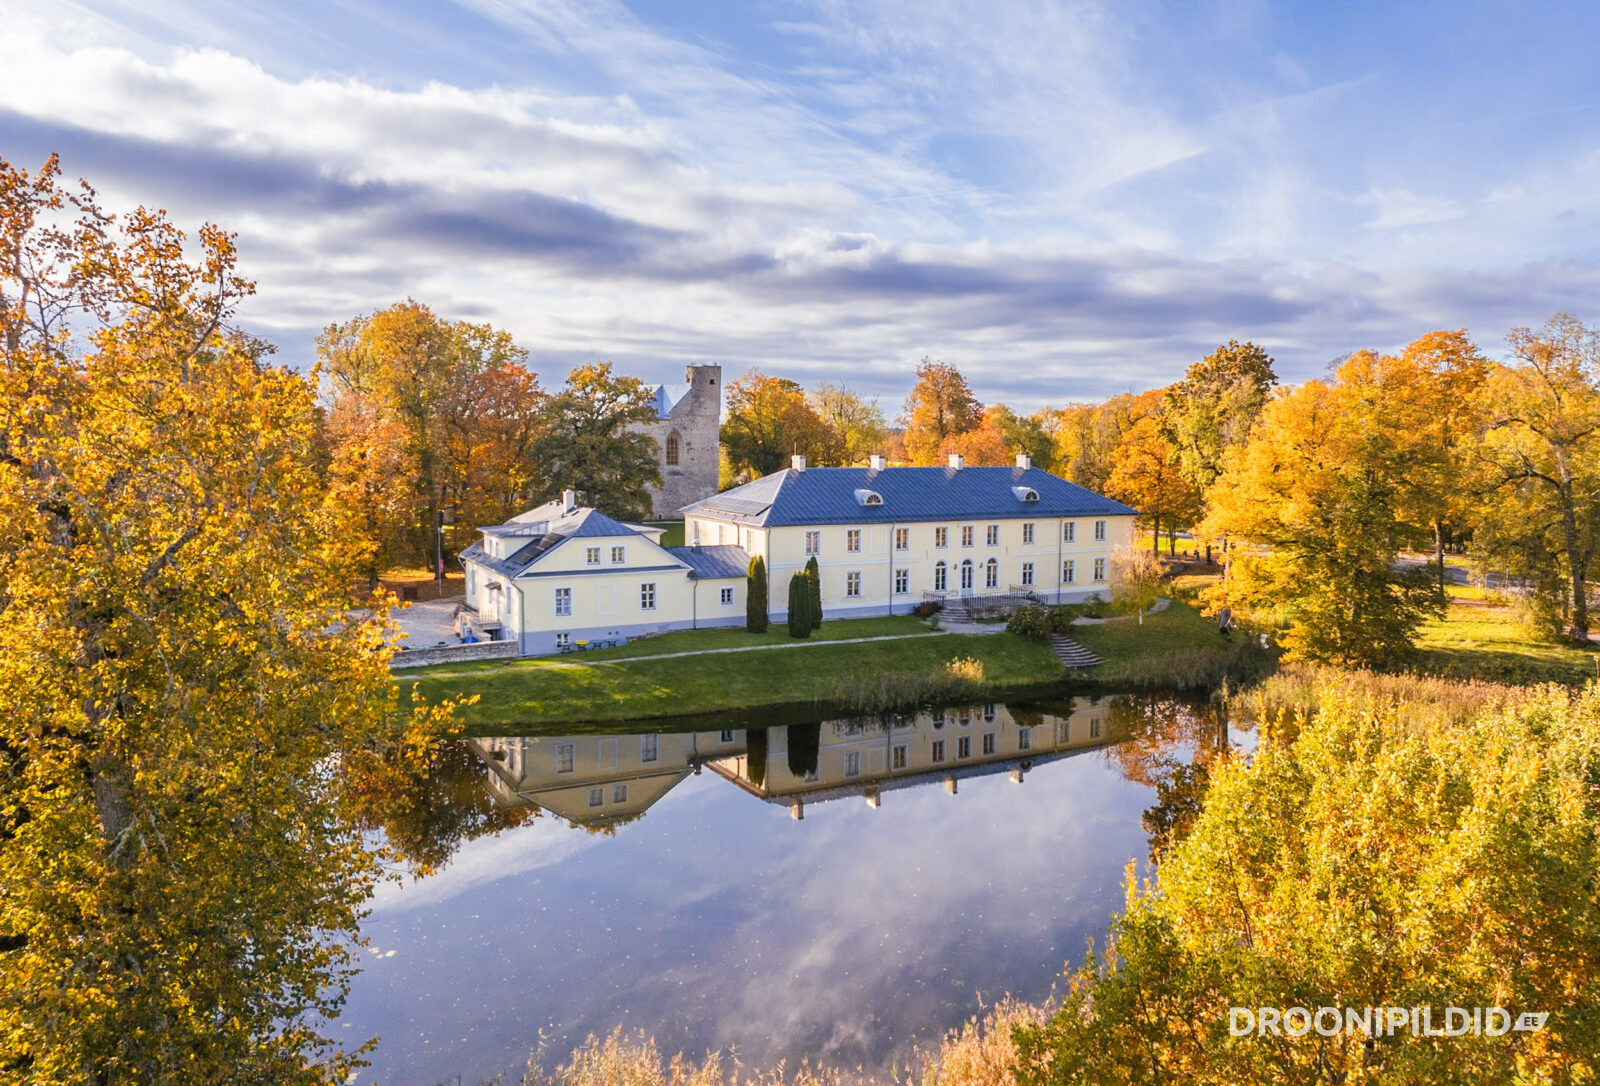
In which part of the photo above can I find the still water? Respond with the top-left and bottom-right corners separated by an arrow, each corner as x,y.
343,694 -> 1243,1084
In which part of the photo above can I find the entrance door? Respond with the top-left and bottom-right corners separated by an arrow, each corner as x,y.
959,560 -> 974,594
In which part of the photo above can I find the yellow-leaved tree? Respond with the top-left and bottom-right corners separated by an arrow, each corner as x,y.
0,156 -> 457,1081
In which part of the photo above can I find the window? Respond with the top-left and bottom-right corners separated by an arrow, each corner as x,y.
718,523 -> 729,544
1022,522 -> 1035,544
958,709 -> 970,727
1093,558 -> 1106,582
847,529 -> 862,553
640,582 -> 657,610
720,730 -> 735,742
1094,519 -> 1107,541
892,744 -> 907,770
556,743 -> 575,774
957,735 -> 971,759
665,431 -> 681,466
985,558 -> 998,589
1090,716 -> 1102,739
935,527 -> 949,549
846,571 -> 862,597
613,784 -> 629,803
844,751 -> 861,777
961,525 -> 974,547
1063,559 -> 1076,584
556,632 -> 571,649
641,734 -> 659,763
805,530 -> 821,555
894,569 -> 909,594
1018,727 -> 1032,751
934,561 -> 948,592
1064,521 -> 1076,543
585,546 -> 600,565
982,732 -> 996,755
1021,561 -> 1035,586
1059,721 -> 1071,743
894,527 -> 909,551
554,587 -> 572,616
931,739 -> 946,763
983,703 -> 996,722
960,560 -> 974,592
720,587 -> 734,605
932,708 -> 946,728
611,545 -> 626,564
985,524 -> 999,546
587,787 -> 604,808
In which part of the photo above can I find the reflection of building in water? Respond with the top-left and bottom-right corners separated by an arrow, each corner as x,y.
706,699 -> 1121,820
469,699 -> 1122,829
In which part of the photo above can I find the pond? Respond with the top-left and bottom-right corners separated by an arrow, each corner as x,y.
342,693 -> 1247,1084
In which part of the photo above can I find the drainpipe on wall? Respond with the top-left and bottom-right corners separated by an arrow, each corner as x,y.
510,578 -> 530,655
1056,517 -> 1064,605
887,523 -> 896,617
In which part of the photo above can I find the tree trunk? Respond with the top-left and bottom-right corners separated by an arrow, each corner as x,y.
1151,513 -> 1160,557
1433,519 -> 1446,596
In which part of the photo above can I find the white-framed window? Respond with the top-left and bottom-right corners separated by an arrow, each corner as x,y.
1063,559 -> 1076,584
718,523 -> 729,544
1094,519 -> 1107,541
846,571 -> 862,597
894,527 -> 909,551
556,743 -> 575,774
844,751 -> 861,777
894,569 -> 909,594
983,703 -> 996,722
611,545 -> 626,563
931,739 -> 946,763
467,568 -> 476,597
892,744 -> 907,769
805,531 -> 821,555
1064,521 -> 1076,543
1022,522 -> 1035,544
985,524 -> 999,546
720,730 -> 735,742
847,529 -> 862,553
961,525 -> 974,547
957,735 -> 971,759
720,587 -> 734,605
1059,721 -> 1071,743
934,561 -> 948,591
932,708 -> 946,728
1018,727 -> 1032,751
587,787 -> 604,807
1021,562 -> 1035,586
613,784 -> 629,803
1094,557 -> 1106,581
556,632 -> 571,649
640,582 -> 657,609
586,546 -> 601,565
982,732 -> 996,755
554,587 -> 572,616
985,558 -> 998,589
958,709 -> 970,727
1090,716 -> 1102,739
935,527 -> 949,549
641,734 -> 658,763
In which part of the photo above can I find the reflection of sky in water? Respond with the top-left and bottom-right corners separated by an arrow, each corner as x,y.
344,742 -> 1176,1085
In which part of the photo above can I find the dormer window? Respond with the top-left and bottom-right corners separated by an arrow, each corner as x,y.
1012,486 -> 1040,503
854,488 -> 883,507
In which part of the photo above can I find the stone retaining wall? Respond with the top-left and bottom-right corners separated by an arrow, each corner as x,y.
390,640 -> 520,669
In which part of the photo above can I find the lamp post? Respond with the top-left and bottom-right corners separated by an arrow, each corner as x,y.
436,503 -> 457,596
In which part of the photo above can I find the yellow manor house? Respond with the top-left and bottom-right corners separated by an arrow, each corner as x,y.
459,452 -> 1136,656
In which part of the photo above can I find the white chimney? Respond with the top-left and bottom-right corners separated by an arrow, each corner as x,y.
948,453 -> 964,469
791,454 -> 806,472
562,488 -> 576,513
869,454 -> 886,471
1016,453 -> 1032,469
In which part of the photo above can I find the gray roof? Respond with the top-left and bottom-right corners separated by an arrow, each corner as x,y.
678,466 -> 1137,527
652,382 -> 692,418
666,544 -> 750,580
461,500 -> 670,578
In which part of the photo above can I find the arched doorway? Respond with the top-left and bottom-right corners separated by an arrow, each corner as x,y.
959,559 -> 974,595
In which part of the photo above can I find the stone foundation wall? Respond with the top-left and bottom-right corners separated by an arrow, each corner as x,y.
390,640 -> 520,669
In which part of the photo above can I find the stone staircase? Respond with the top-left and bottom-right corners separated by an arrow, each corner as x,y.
940,599 -> 973,623
1049,633 -> 1102,669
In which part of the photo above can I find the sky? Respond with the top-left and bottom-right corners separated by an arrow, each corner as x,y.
3,0 -> 1599,409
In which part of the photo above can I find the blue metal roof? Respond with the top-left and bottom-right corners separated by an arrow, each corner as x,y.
652,382 -> 693,418
666,544 -> 750,580
678,466 -> 1137,527
462,500 -> 675,578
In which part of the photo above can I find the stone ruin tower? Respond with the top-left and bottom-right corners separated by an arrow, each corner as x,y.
631,364 -> 722,518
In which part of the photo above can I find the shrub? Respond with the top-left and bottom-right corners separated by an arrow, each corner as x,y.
746,555 -> 768,633
944,656 -> 985,683
786,571 -> 812,638
912,600 -> 944,618
1006,606 -> 1052,641
805,555 -> 823,630
1047,605 -> 1077,633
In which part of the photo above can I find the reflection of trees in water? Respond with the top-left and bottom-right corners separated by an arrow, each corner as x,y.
1098,695 -> 1235,862
345,741 -> 538,876
747,727 -> 769,789
786,723 -> 821,778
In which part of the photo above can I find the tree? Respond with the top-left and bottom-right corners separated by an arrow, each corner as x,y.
1477,314 -> 1600,642
807,381 -> 886,465
721,369 -> 833,477
805,555 -> 823,629
1163,339 -> 1277,492
0,155 -> 455,1082
1041,391 -> 1160,494
901,357 -> 983,465
787,571 -> 813,637
989,404 -> 1055,468
746,555 -> 768,632
1104,416 -> 1203,555
1202,370 -> 1441,667
937,407 -> 1015,465
532,362 -> 662,520
1107,545 -> 1164,625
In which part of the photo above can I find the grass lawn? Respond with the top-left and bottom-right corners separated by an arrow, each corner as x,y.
556,615 -> 930,661
1068,599 -> 1278,690
644,519 -> 686,547
404,629 -> 1063,730
1415,586 -> 1599,685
